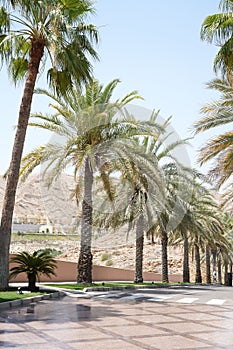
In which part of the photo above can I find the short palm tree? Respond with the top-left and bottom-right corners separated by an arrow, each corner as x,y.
10,250 -> 57,292
0,0 -> 98,289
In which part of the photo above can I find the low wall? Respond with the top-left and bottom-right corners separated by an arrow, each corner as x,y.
9,256 -> 182,283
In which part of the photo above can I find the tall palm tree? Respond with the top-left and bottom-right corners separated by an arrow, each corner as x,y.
10,250 -> 57,292
157,161 -> 196,283
0,0 -> 98,289
200,0 -> 233,82
20,79 -> 158,284
93,121 -> 166,283
96,114 -> 192,284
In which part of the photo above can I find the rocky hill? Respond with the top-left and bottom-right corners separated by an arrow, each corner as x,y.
0,173 -> 77,230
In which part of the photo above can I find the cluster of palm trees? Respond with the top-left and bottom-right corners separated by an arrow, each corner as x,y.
18,82 -> 233,285
11,79 -> 232,287
1,0 -> 233,289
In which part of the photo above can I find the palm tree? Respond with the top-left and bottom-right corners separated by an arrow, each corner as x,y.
131,126 -> 192,284
96,114 -> 192,284
200,0 -> 233,82
0,0 -> 98,289
20,79 -> 158,284
189,199 -> 226,284
120,159 -> 165,284
92,114 -> 166,283
9,250 -> 57,292
157,161 -> 196,283
194,78 -> 233,188
169,177 -> 227,284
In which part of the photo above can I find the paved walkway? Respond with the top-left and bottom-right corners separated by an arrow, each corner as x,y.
85,284 -> 233,306
1,291 -> 233,349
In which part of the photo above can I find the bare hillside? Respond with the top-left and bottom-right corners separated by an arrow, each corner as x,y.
0,174 -> 77,228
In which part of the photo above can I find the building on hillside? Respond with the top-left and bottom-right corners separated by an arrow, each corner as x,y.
39,225 -> 53,234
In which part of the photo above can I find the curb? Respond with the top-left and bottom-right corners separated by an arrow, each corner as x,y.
82,283 -> 218,293
83,284 -> 169,292
0,291 -> 65,310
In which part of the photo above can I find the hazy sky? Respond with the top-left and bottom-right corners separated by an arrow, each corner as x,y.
0,0 -> 221,174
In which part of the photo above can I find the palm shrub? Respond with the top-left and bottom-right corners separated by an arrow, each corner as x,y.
9,250 -> 57,292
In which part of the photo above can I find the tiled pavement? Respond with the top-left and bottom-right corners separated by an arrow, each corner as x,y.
86,289 -> 230,306
1,294 -> 233,349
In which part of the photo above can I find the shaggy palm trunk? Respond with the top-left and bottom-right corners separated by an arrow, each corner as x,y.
28,273 -> 37,292
77,157 -> 93,284
205,245 -> 211,284
161,230 -> 169,283
224,261 -> 228,286
134,214 -> 144,283
0,39 -> 44,290
217,257 -> 222,284
151,232 -> 155,244
212,248 -> 217,274
195,243 -> 202,284
182,229 -> 190,283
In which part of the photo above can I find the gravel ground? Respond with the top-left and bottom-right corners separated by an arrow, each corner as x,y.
10,237 -> 185,275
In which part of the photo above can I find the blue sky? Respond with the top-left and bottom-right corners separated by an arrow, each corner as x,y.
0,0 -> 221,174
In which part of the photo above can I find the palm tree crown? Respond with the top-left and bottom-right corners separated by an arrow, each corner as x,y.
0,0 -> 99,93
10,250 -> 57,291
200,0 -> 233,81
194,78 -> 233,187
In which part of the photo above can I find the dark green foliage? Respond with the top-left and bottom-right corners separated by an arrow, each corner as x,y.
10,250 -> 57,291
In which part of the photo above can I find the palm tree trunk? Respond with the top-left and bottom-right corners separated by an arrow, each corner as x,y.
134,214 -> 144,283
182,229 -> 190,283
161,230 -> 169,283
224,261 -> 228,286
212,248 -> 217,271
195,243 -> 202,284
212,248 -> 217,283
77,157 -> 93,284
28,273 -> 37,292
217,256 -> 222,284
0,39 -> 44,289
205,245 -> 211,284
151,231 -> 155,244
